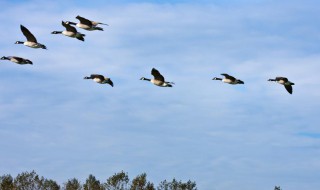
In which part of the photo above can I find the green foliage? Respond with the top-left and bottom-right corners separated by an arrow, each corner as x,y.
13,170 -> 43,190
157,178 -> 197,190
130,173 -> 155,190
1,171 -> 197,190
63,178 -> 82,190
42,179 -> 60,190
12,170 -> 60,190
83,174 -> 104,190
105,171 -> 129,190
274,186 -> 282,190
0,174 -> 14,190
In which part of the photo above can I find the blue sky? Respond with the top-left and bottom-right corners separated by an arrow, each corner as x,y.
1,0 -> 320,189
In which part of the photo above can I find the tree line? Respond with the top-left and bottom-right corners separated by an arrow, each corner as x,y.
0,170 -> 197,190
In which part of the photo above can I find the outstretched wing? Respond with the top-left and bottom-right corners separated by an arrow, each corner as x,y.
151,68 -> 165,82
76,15 -> 93,27
106,79 -> 114,87
284,85 -> 293,94
221,73 -> 236,81
62,21 -> 77,33
20,25 -> 37,43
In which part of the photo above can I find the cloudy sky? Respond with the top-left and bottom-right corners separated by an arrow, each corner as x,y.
1,0 -> 320,189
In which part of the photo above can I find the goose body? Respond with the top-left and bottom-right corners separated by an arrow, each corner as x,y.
65,16 -> 107,31
15,25 -> 47,49
84,74 -> 113,87
1,56 -> 32,65
212,73 -> 244,85
140,68 -> 174,87
52,21 -> 85,41
268,77 -> 294,94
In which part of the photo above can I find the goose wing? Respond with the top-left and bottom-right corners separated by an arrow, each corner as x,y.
221,73 -> 236,81
11,56 -> 24,62
62,21 -> 78,33
151,68 -> 165,82
76,16 -> 93,27
106,79 -> 114,87
20,25 -> 37,43
284,85 -> 293,94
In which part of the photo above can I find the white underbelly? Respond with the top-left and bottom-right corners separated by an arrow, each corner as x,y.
62,31 -> 75,37
77,23 -> 91,30
11,58 -> 19,63
223,79 -> 233,84
94,78 -> 102,83
24,41 -> 39,48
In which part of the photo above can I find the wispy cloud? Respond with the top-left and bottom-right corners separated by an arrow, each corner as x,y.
1,1 -> 320,189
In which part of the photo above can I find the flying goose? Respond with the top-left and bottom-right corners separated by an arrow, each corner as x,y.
51,21 -> 85,41
212,73 -> 244,84
140,68 -> 174,87
15,25 -> 47,49
1,56 -> 32,65
65,15 -> 108,31
268,77 -> 294,94
84,74 -> 113,87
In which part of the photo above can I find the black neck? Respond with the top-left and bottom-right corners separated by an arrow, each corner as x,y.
213,77 -> 222,80
52,31 -> 62,34
1,56 -> 10,60
142,78 -> 151,81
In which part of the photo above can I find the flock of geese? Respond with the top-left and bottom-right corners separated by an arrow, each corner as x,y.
1,15 -> 295,94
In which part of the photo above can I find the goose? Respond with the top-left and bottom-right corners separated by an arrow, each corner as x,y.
65,15 -> 108,31
268,77 -> 294,94
212,73 -> 244,84
140,68 -> 174,87
1,56 -> 32,65
51,21 -> 85,41
84,74 -> 113,87
15,25 -> 47,49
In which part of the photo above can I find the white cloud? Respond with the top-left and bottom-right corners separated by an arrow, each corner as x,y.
1,1 -> 320,189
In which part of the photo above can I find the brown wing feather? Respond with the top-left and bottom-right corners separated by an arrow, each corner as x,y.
62,21 -> 77,33
20,25 -> 37,43
12,56 -> 24,62
284,85 -> 293,94
221,73 -> 236,81
76,16 -> 93,27
151,68 -> 165,82
106,79 -> 114,87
